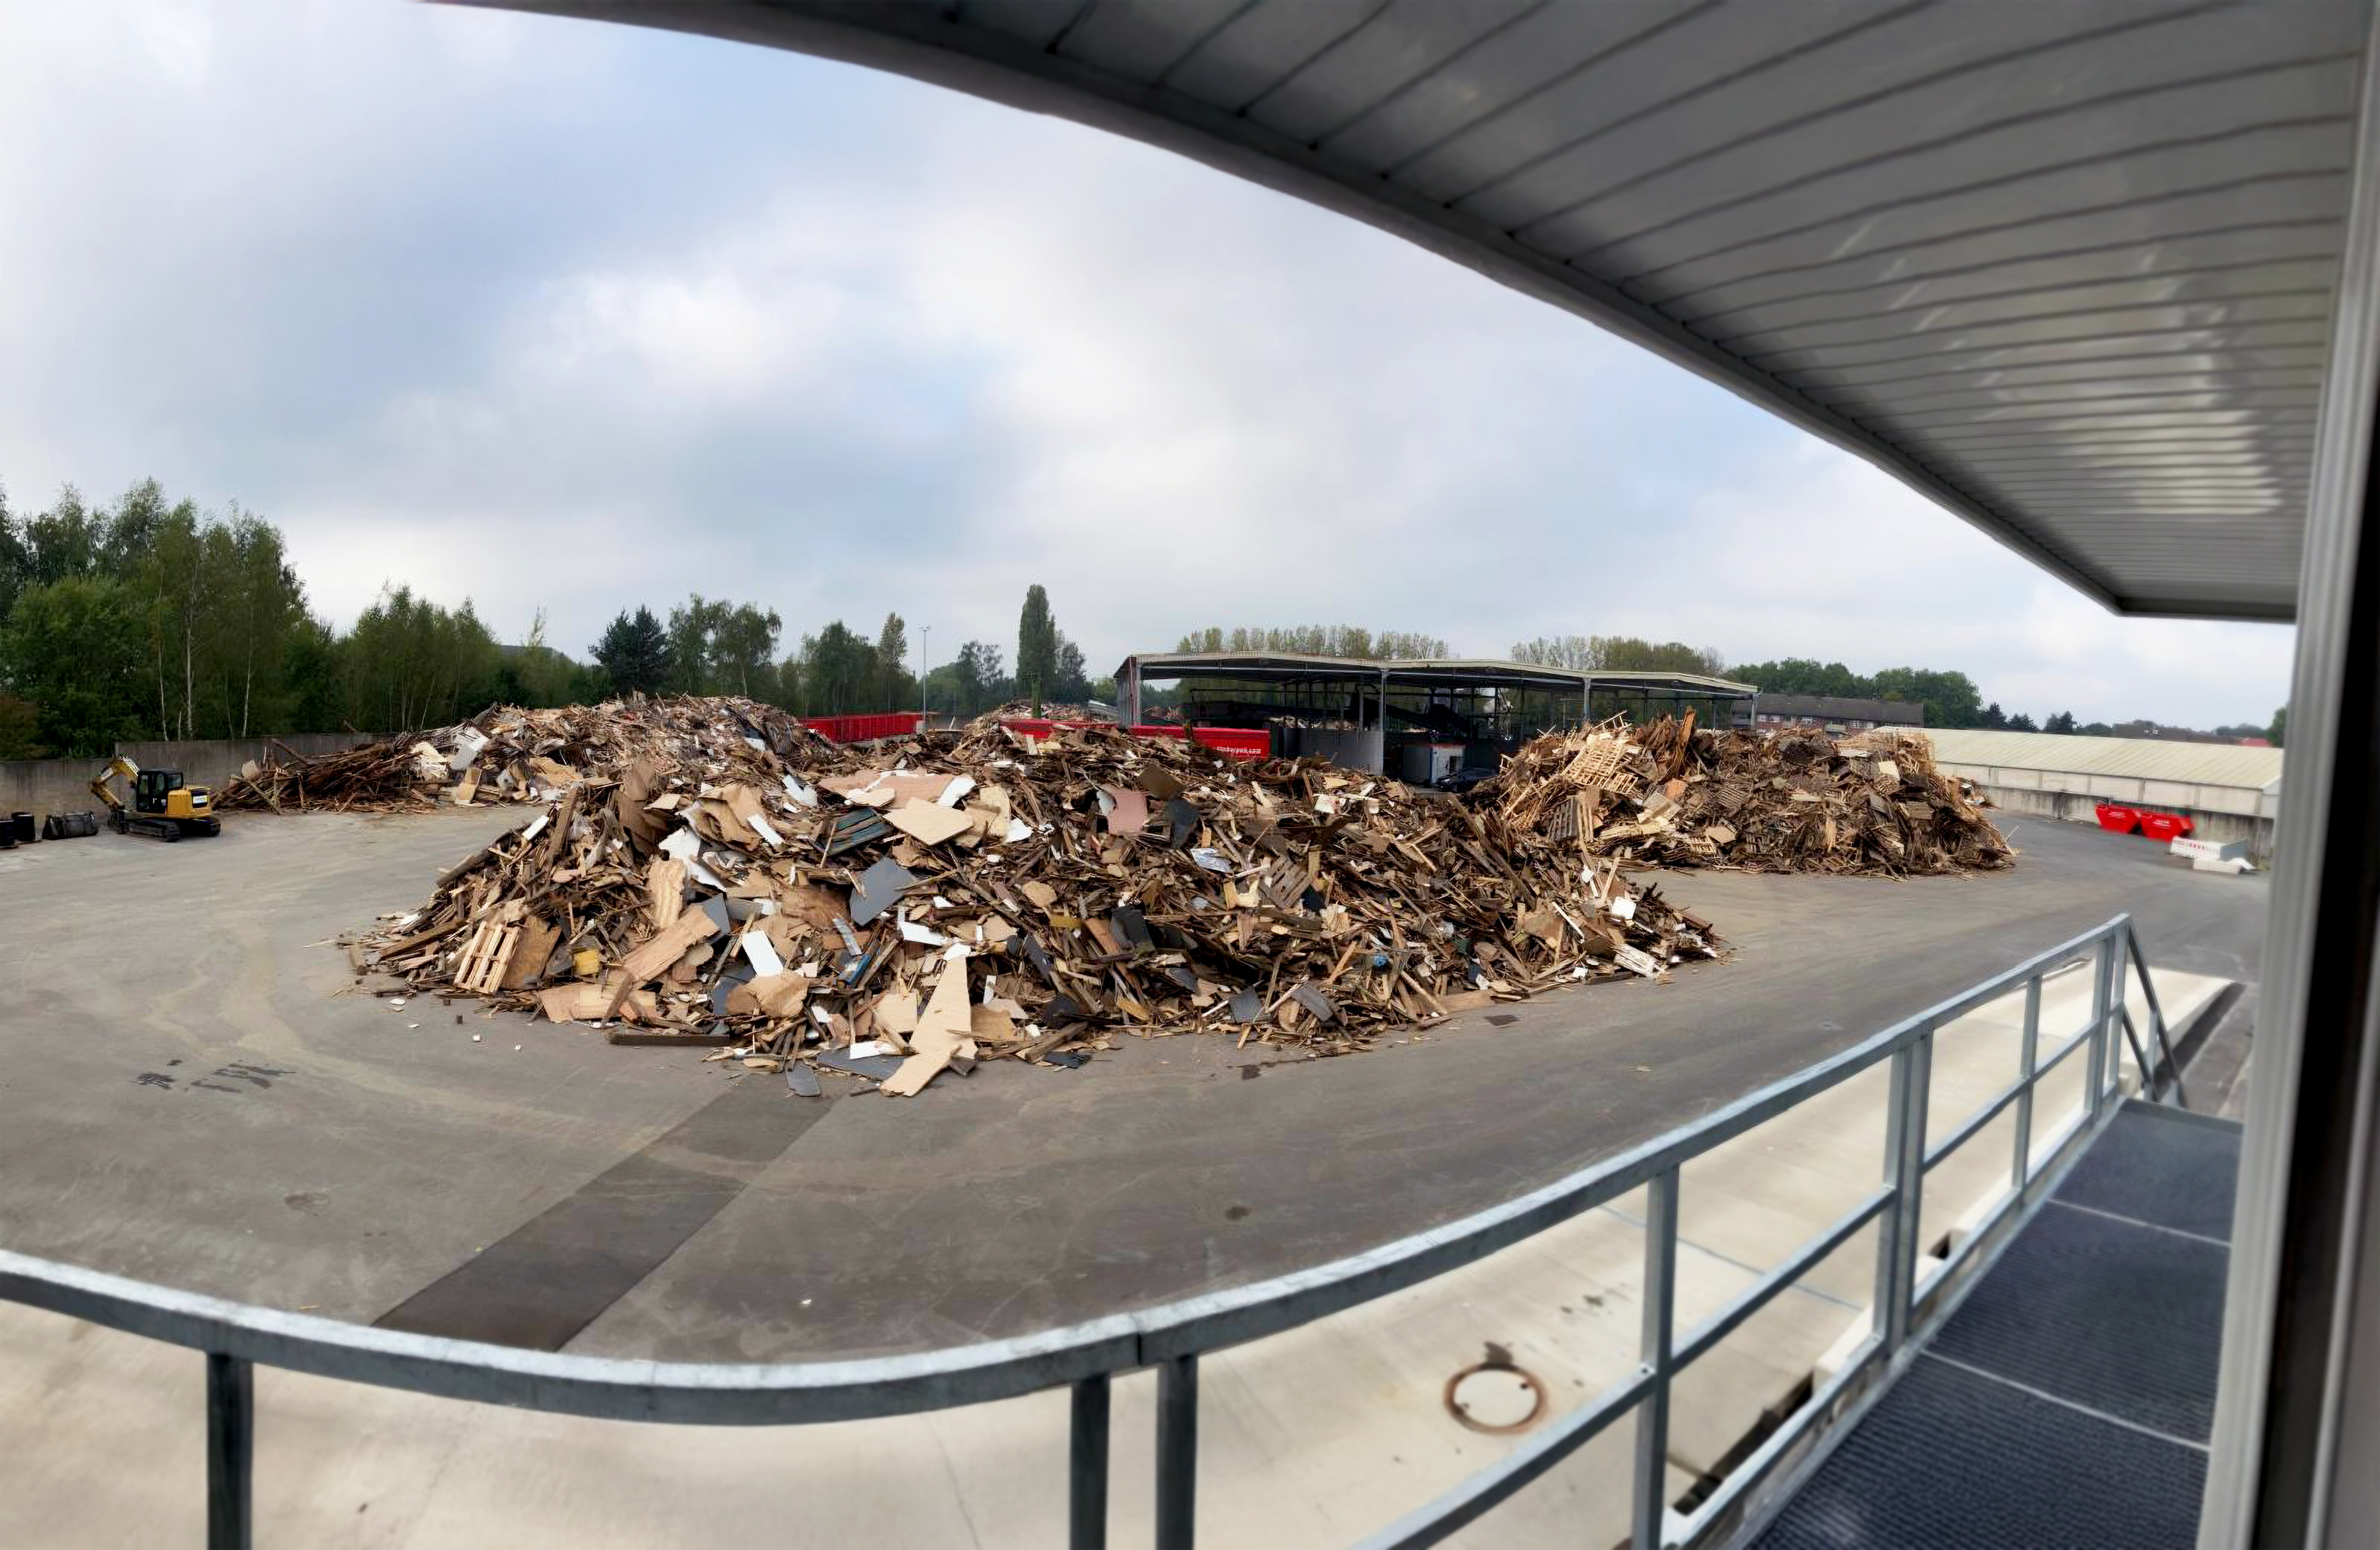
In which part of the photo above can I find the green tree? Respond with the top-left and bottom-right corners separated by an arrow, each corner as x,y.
2,576 -> 145,755
1869,668 -> 1983,729
711,603 -> 782,699
1978,702 -> 2009,729
2043,710 -> 2078,734
2270,705 -> 2288,747
1517,635 -> 1725,675
340,584 -> 500,730
1018,585 -> 1058,700
799,621 -> 875,714
665,595 -> 727,693
21,484 -> 101,586
953,640 -> 1003,714
592,606 -> 670,695
0,693 -> 41,759
873,613 -> 914,710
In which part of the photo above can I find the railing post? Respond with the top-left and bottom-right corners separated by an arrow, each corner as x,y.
1875,1033 -> 1931,1357
207,1352 -> 252,1550
2126,923 -> 2189,1109
2013,975 -> 2041,1191
1633,1169 -> 1680,1550
2086,934 -> 2116,1112
1155,1355 -> 1197,1550
1071,1374 -> 1111,1550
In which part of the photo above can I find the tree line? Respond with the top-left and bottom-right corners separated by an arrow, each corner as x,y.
1174,624 -> 1452,659
0,478 -> 575,759
0,477 -> 1113,760
586,582 -> 1109,719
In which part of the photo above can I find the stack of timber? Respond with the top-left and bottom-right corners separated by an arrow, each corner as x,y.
217,697 -> 843,812
1481,716 -> 2015,876
352,711 -> 1721,1094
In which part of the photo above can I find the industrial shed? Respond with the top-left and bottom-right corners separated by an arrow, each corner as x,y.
1925,729 -> 2284,858
1115,651 -> 1755,778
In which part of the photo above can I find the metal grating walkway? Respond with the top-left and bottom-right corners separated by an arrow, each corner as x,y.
1753,1101 -> 2238,1550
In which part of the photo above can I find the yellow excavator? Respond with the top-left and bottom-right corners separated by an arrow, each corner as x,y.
91,757 -> 222,841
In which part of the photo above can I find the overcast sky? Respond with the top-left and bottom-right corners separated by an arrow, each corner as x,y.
0,2 -> 2299,729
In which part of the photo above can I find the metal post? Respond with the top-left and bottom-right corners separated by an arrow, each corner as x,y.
1633,1169 -> 1680,1550
1876,1034 -> 1932,1356
2084,937 -> 2115,1116
1070,1374 -> 1111,1550
919,625 -> 930,728
1155,1355 -> 1198,1550
2013,975 -> 2041,1191
207,1352 -> 252,1550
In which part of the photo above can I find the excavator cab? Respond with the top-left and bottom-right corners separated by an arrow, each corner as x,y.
134,768 -> 185,813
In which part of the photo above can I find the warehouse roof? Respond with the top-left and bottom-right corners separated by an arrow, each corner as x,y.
484,0 -> 2363,623
1924,730 -> 2286,792
1123,652 -> 1756,697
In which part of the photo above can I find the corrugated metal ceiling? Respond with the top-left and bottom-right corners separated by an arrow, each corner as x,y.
485,0 -> 2371,622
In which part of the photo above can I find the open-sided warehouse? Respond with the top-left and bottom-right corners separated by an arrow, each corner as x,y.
1926,729 -> 2283,859
1115,651 -> 1755,778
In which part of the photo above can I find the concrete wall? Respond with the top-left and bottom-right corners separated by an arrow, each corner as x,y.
0,734 -> 383,822
1966,782 -> 2276,861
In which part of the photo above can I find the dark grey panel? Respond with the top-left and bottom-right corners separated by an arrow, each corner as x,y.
1932,1201 -> 2228,1441
1780,323 -> 2338,389
1160,0 -> 1381,109
1385,1 -> 1906,205
1240,0 -> 1538,143
1310,2 -> 1684,171
953,0 -> 1082,51
2056,1104 -> 2237,1238
1571,8 -> 2370,256
1751,1356 -> 2206,1550
1715,263 -> 2342,353
1628,123 -> 2355,292
1684,224 -> 2348,333
1756,296 -> 2336,373
1471,2 -> 2187,237
1056,0 -> 1247,81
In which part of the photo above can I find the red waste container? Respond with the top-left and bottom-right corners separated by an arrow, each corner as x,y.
2095,803 -> 2139,833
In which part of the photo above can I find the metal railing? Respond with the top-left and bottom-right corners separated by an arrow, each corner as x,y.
0,916 -> 2180,1550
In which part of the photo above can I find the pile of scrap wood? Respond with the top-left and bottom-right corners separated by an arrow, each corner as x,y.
352,713 -> 1721,1093
217,698 -> 843,812
1481,717 -> 2014,876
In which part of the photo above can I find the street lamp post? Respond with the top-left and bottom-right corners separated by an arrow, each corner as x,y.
919,626 -> 931,730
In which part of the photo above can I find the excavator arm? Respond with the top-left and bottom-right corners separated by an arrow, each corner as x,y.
89,756 -> 137,813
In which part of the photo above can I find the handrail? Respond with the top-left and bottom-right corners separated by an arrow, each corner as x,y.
0,915 -> 2169,1550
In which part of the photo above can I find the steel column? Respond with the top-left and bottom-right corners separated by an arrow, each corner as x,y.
2085,940 -> 2116,1115
1876,1035 -> 1932,1355
2013,976 -> 2041,1189
1071,1374 -> 1110,1550
1155,1355 -> 1198,1550
1632,1169 -> 1680,1550
207,1352 -> 253,1550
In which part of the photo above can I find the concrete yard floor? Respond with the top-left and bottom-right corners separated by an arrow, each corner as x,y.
0,806 -> 2263,1372
0,953 -> 2225,1549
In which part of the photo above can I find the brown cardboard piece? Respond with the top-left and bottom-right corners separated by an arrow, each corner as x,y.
885,799 -> 973,846
882,953 -> 970,1096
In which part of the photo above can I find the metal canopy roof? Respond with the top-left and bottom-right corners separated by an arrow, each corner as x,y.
488,0 -> 2371,622
1123,650 -> 1755,697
